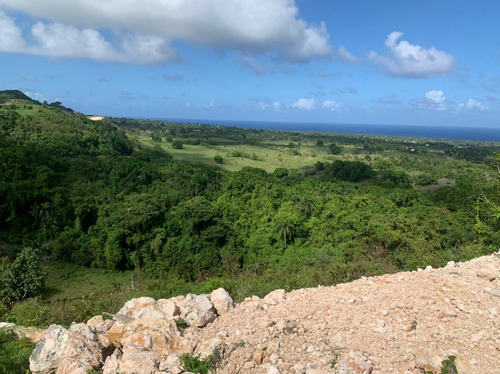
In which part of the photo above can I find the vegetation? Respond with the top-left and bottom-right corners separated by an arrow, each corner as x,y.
0,330 -> 34,374
179,353 -> 215,374
0,89 -> 499,329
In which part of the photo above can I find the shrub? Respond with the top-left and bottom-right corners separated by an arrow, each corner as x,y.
0,247 -> 46,307
0,330 -> 34,374
180,353 -> 215,374
213,155 -> 223,164
172,140 -> 184,149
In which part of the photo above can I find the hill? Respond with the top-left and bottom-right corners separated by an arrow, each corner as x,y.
24,252 -> 500,373
0,89 -> 35,103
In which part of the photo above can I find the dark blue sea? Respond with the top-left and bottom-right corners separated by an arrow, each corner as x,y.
162,118 -> 500,142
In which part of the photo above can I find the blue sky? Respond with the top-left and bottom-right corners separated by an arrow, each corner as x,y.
0,0 -> 499,128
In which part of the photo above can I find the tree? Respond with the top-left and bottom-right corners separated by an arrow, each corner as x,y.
300,198 -> 314,218
316,139 -> 324,147
276,221 -> 296,250
329,143 -> 342,155
213,154 -> 223,164
151,131 -> 162,142
0,247 -> 46,307
172,140 -> 184,149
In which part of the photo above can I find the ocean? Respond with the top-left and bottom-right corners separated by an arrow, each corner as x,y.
165,118 -> 500,142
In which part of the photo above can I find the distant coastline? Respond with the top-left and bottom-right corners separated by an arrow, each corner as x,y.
150,118 -> 500,143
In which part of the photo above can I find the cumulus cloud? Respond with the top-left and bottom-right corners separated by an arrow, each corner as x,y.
322,100 -> 344,110
0,10 -> 25,52
369,31 -> 454,78
458,98 -> 487,112
425,90 -> 446,104
31,22 -> 121,61
422,90 -> 447,111
291,98 -> 316,110
0,0 -> 332,64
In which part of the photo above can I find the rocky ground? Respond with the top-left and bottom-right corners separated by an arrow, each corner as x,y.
9,252 -> 500,374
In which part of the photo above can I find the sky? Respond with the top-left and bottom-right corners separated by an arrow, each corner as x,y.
0,0 -> 499,128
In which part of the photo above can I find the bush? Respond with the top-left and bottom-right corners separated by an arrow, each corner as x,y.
0,247 -> 46,307
172,140 -> 183,149
0,330 -> 34,374
213,155 -> 223,164
180,353 -> 215,374
328,143 -> 342,155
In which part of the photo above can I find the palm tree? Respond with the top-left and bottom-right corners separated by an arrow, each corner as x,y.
300,198 -> 314,218
276,221 -> 296,250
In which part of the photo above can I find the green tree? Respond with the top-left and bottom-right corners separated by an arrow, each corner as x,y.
328,143 -> 342,155
172,140 -> 184,149
0,247 -> 46,307
213,154 -> 223,164
151,131 -> 162,142
276,221 -> 296,250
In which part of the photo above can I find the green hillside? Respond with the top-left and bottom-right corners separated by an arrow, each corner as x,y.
0,90 -> 499,327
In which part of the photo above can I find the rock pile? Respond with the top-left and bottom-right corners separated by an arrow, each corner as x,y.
26,254 -> 500,373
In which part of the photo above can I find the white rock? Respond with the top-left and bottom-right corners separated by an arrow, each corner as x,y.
210,288 -> 234,315
264,289 -> 286,305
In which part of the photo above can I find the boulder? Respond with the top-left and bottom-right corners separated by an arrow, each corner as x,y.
264,289 -> 286,305
0,322 -> 45,343
29,324 -> 103,374
106,317 -> 191,356
194,337 -> 226,360
179,294 -> 217,327
156,298 -> 181,318
86,315 -> 115,333
159,354 -> 183,373
210,288 -> 234,315
116,296 -> 157,319
103,347 -> 162,374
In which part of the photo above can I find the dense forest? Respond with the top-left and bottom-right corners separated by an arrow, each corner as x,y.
0,90 -> 499,327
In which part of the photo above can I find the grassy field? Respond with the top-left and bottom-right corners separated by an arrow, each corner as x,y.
138,135 -> 347,172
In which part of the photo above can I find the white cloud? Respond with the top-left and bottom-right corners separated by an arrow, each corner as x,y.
338,46 -> 357,64
31,22 -> 121,61
422,90 -> 447,111
369,31 -> 454,78
425,90 -> 446,104
0,10 -> 25,52
322,100 -> 344,111
458,98 -> 487,112
291,98 -> 316,110
0,0 -> 332,64
272,101 -> 283,111
121,34 -> 179,64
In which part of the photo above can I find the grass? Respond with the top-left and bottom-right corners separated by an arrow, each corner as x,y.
137,135 -> 339,172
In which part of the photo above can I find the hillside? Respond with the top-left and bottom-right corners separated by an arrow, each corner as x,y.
1,89 -> 499,328
24,252 -> 500,373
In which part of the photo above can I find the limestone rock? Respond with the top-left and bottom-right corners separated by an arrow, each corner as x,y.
194,337 -> 226,360
29,324 -> 102,374
102,346 -> 161,374
179,294 -> 217,327
0,322 -> 45,343
159,353 -> 183,373
106,317 -> 190,356
264,289 -> 286,305
116,296 -> 157,319
156,298 -> 181,318
210,288 -> 234,315
86,315 -> 115,333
